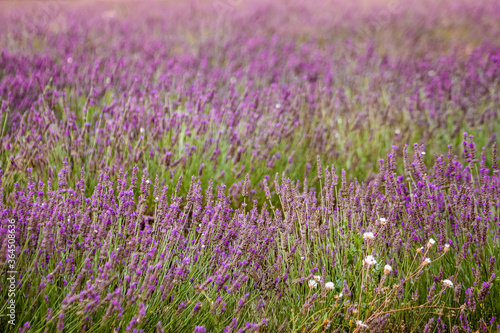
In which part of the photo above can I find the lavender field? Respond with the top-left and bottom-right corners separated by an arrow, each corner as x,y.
1,0 -> 500,332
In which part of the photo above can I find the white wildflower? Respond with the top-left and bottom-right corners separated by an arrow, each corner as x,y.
422,258 -> 431,266
313,275 -> 321,282
384,265 -> 393,274
325,282 -> 334,290
363,232 -> 375,241
378,217 -> 387,226
364,255 -> 377,266
444,244 -> 450,252
308,279 -> 317,289
442,279 -> 454,288
356,320 -> 367,328
427,238 -> 436,248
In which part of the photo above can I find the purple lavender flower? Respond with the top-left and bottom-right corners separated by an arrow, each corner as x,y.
194,326 -> 207,333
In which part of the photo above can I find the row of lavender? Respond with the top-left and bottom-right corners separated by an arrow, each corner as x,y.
0,139 -> 499,332
0,0 -> 500,204
0,0 -> 500,331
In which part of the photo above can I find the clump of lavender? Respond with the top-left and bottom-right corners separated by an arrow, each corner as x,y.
3,138 -> 500,331
1,0 -> 500,332
465,288 -> 476,312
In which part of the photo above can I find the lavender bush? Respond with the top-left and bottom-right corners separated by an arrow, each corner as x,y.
0,0 -> 499,332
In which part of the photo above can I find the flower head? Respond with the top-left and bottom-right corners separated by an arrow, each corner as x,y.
444,244 -> 450,252
384,265 -> 393,275
378,217 -> 387,226
363,232 -> 375,241
364,255 -> 377,266
427,238 -> 436,248
443,279 -> 454,288
422,258 -> 431,266
325,282 -> 334,290
308,279 -> 318,289
313,275 -> 321,282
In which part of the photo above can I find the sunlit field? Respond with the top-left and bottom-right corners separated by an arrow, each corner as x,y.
1,0 -> 500,332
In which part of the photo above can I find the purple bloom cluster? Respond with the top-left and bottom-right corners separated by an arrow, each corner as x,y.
0,0 -> 499,332
0,137 -> 498,331
0,0 -> 499,204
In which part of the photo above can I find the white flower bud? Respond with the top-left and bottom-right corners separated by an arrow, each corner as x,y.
364,255 -> 377,266
442,279 -> 453,288
363,232 -> 375,241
